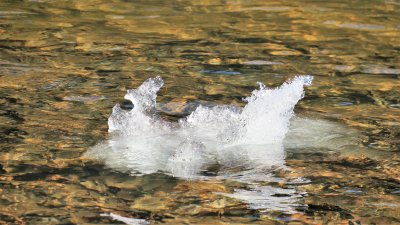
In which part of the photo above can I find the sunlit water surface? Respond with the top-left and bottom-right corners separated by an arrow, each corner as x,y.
0,0 -> 399,224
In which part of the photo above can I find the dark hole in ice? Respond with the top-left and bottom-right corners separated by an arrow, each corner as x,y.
120,99 -> 134,111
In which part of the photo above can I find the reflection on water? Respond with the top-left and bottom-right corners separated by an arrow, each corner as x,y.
222,185 -> 304,214
0,0 -> 399,224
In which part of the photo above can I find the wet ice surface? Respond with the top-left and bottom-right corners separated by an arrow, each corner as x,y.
85,76 -> 364,214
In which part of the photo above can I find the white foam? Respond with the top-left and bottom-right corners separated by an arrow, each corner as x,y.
101,213 -> 149,225
86,75 -> 356,180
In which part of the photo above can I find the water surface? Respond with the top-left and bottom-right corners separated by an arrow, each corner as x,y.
0,0 -> 399,224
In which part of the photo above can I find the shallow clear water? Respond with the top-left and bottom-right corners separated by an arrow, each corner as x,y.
0,0 -> 399,224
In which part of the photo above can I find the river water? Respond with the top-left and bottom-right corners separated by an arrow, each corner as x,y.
0,0 -> 399,224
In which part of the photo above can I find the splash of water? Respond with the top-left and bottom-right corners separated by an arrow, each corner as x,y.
86,75 -> 315,179
85,75 -> 363,214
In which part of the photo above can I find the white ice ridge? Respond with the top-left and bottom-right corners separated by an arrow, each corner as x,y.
86,76 -> 316,179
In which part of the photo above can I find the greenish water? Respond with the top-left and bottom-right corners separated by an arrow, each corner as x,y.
0,0 -> 399,224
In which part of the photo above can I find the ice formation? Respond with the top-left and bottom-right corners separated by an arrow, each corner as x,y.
85,75 -> 327,179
